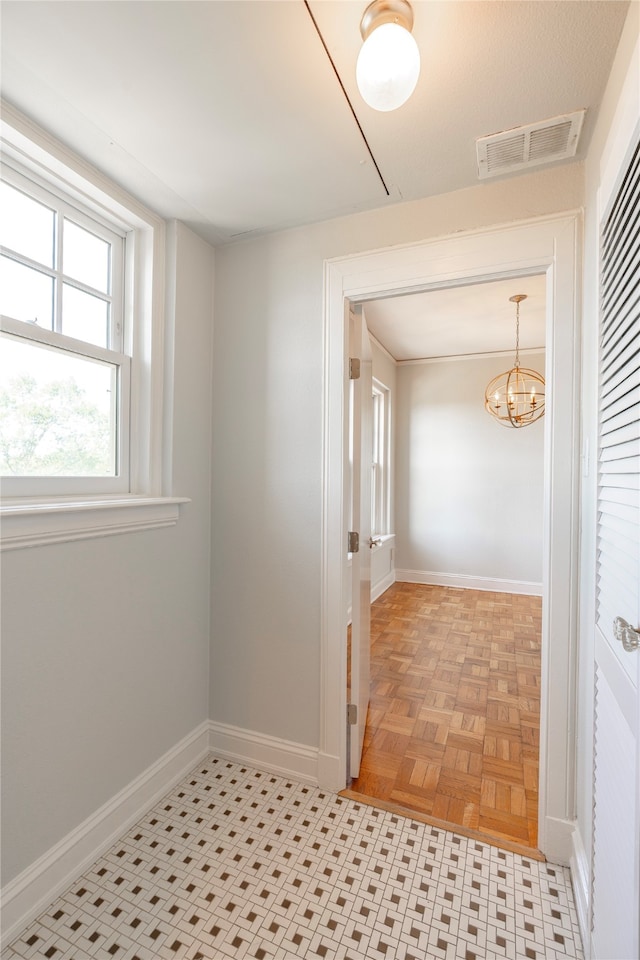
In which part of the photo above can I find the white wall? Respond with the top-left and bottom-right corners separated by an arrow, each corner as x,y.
395,354 -> 544,590
0,222 -> 214,885
211,164 -> 583,747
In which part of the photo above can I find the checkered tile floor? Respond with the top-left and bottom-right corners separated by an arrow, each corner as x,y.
3,757 -> 583,960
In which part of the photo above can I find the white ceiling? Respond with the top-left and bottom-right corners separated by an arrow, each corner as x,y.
0,1 -> 628,358
0,0 -> 628,249
364,274 -> 547,360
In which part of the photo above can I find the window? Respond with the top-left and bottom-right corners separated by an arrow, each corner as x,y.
371,379 -> 390,536
0,104 -> 185,549
1,166 -> 128,494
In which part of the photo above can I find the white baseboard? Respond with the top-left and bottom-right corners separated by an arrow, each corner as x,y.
208,721 -> 319,785
570,825 -> 591,958
371,569 -> 395,602
1,721 -> 210,948
396,569 -> 543,597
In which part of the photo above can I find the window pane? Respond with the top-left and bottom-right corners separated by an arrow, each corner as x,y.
63,219 -> 110,293
0,332 -> 117,477
0,180 -> 55,267
0,255 -> 54,329
62,283 -> 110,347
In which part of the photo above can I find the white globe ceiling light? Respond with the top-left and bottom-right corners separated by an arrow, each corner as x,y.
356,0 -> 420,112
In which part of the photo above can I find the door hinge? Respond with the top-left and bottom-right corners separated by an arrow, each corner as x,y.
348,531 -> 359,553
349,358 -> 361,380
347,703 -> 358,725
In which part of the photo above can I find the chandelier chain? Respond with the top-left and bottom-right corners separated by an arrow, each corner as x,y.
515,298 -> 520,368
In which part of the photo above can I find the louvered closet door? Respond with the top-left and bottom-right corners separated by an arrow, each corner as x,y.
591,136 -> 640,960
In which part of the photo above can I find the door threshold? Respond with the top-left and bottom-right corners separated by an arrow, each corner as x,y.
339,787 -> 545,862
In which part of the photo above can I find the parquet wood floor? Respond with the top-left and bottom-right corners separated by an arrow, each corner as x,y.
346,582 -> 542,853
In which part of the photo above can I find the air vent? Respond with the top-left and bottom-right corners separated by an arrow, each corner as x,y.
476,110 -> 585,179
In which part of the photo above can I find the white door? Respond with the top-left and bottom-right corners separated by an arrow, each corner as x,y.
591,134 -> 640,960
348,305 -> 372,779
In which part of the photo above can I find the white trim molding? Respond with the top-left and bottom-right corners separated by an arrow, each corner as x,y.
0,722 -> 211,948
570,824 -> 591,955
398,345 -> 545,366
320,213 -> 582,869
0,496 -> 190,551
208,721 -> 319,785
542,816 -> 576,866
396,569 -> 543,597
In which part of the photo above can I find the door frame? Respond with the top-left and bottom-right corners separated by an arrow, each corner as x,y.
319,213 -> 581,865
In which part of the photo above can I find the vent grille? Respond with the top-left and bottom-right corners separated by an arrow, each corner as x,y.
476,111 -> 585,179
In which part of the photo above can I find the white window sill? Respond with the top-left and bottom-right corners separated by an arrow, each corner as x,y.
0,495 -> 190,551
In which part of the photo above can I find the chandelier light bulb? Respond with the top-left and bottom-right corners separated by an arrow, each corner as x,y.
356,0 -> 420,112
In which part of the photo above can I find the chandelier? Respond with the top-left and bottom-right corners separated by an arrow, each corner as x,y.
484,294 -> 545,428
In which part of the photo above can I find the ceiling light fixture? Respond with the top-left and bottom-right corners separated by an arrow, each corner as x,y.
356,0 -> 420,112
484,295 -> 545,428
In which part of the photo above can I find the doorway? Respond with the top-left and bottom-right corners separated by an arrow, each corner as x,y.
319,215 -> 580,865
343,279 -> 546,853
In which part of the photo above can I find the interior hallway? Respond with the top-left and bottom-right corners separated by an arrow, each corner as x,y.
345,583 -> 541,854
2,757 -> 581,960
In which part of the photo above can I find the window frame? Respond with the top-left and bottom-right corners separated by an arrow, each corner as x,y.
0,101 -> 187,550
371,378 -> 390,537
1,162 -> 131,496
1,163 -> 125,348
